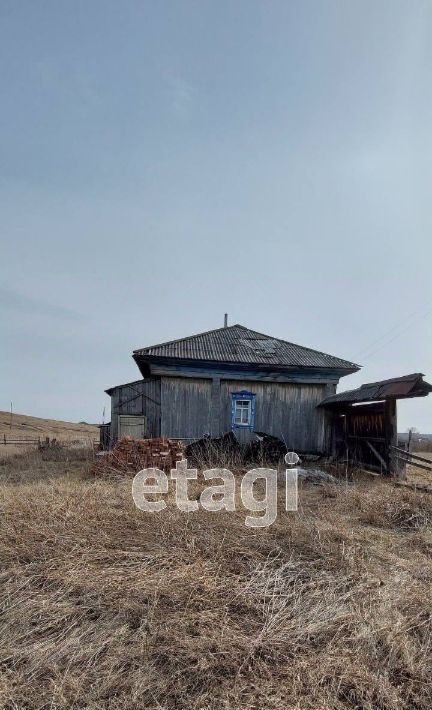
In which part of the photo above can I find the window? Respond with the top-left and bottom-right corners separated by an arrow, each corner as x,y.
235,399 -> 252,426
231,391 -> 256,430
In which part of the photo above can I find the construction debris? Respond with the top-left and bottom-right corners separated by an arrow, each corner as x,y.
184,432 -> 240,467
276,467 -> 338,485
185,431 -> 289,467
245,432 -> 287,464
296,468 -> 338,485
93,433 -> 338,485
93,437 -> 184,476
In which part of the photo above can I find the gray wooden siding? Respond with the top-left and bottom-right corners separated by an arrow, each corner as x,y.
108,374 -> 332,453
220,379 -> 328,452
110,378 -> 161,441
161,377 -> 212,439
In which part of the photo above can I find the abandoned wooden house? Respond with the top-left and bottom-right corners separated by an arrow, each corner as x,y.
101,324 -> 432,473
102,323 -> 360,453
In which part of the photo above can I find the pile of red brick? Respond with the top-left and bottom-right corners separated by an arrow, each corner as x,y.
93,436 -> 184,476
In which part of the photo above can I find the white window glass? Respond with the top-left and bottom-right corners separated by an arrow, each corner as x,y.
235,399 -> 251,425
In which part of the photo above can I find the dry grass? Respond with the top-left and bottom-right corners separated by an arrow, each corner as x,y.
0,447 -> 96,485
0,451 -> 431,709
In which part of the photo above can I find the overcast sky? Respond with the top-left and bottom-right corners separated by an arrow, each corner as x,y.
1,0 -> 431,431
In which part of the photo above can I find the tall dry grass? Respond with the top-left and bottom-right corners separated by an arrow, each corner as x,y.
0,449 -> 431,709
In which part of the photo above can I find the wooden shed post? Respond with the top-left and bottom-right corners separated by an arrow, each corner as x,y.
384,399 -> 397,475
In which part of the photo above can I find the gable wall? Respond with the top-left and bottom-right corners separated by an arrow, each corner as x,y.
110,378 -> 161,442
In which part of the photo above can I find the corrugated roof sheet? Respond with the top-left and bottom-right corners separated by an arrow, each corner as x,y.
133,324 -> 360,370
319,373 -> 432,406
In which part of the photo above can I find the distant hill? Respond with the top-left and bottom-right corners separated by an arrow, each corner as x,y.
0,411 -> 98,457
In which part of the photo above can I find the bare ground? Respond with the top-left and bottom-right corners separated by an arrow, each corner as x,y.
0,449 -> 431,709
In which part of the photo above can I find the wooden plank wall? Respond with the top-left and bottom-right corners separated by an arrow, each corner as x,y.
220,379 -> 328,452
109,375 -> 333,453
110,378 -> 161,441
161,377 -> 212,439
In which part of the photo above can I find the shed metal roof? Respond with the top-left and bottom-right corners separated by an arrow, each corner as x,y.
133,324 -> 360,371
319,373 -> 432,407
105,378 -> 149,395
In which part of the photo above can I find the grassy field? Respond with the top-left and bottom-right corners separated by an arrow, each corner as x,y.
0,411 -> 99,457
0,449 -> 431,709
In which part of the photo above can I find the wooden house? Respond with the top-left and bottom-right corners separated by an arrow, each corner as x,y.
104,324 -> 360,453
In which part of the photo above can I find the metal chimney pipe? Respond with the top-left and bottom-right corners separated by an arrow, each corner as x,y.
224,313 -> 228,328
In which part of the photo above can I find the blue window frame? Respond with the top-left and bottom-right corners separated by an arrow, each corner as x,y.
231,391 -> 256,430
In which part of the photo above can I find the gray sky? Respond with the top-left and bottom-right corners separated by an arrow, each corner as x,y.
1,0 -> 431,431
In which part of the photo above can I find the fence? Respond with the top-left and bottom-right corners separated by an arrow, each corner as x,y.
391,445 -> 432,475
1,435 -> 98,448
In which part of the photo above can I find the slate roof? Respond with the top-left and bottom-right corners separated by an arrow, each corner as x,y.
319,373 -> 432,407
133,324 -> 360,371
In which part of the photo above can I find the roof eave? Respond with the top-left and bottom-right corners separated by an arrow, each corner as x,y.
133,353 -> 360,378
319,373 -> 432,407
